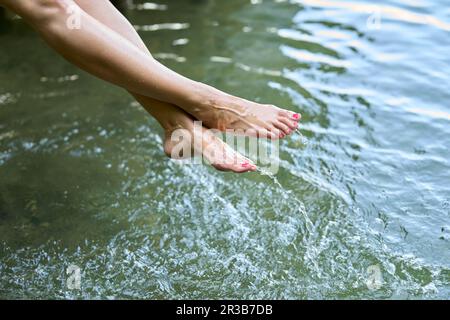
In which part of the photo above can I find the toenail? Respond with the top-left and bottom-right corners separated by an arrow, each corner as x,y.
293,113 -> 300,120
241,163 -> 249,167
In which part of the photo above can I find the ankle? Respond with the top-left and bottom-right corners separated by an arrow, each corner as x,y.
189,81 -> 224,110
162,115 -> 194,134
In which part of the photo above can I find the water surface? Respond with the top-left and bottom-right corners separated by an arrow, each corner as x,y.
0,0 -> 449,299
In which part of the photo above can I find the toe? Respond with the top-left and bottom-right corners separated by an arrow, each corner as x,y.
257,127 -> 279,140
273,121 -> 291,136
292,113 -> 301,121
236,161 -> 257,173
279,117 -> 299,130
280,110 -> 301,122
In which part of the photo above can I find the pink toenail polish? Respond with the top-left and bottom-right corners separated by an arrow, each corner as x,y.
293,113 -> 299,120
242,163 -> 249,167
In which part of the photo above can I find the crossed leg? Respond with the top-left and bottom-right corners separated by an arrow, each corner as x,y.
0,0 -> 300,140
72,0 -> 258,173
74,0 -> 256,173
1,0 -> 257,172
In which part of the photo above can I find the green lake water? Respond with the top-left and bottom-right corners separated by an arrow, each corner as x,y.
0,0 -> 449,299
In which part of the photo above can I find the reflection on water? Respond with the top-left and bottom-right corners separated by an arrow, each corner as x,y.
0,0 -> 449,299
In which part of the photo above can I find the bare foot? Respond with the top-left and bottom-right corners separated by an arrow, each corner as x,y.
186,84 -> 301,139
163,117 -> 257,173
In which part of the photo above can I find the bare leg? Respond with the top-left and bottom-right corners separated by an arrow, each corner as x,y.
1,0 -> 256,173
1,0 -> 300,139
72,0 -> 256,173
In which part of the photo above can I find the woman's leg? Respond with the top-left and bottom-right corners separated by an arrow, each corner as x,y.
1,0 -> 300,139
71,0 -> 182,130
0,0 -> 256,172
70,0 -> 256,173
